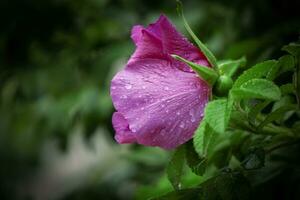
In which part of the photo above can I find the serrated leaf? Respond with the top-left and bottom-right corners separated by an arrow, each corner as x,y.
204,99 -> 233,134
233,60 -> 278,88
167,146 -> 185,190
193,121 -> 219,158
231,79 -> 281,101
218,56 -> 247,77
185,141 -> 206,176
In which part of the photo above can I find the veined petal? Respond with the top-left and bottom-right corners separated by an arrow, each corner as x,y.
111,58 -> 210,149
129,28 -> 165,64
112,112 -> 136,143
130,15 -> 210,68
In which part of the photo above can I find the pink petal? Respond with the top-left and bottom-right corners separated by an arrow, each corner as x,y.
111,58 -> 210,149
112,112 -> 136,143
129,15 -> 210,68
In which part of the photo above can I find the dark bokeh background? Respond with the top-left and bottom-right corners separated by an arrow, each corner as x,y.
0,0 -> 299,199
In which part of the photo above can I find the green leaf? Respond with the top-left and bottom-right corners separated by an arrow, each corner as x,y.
266,62 -> 280,81
218,56 -> 247,77
257,105 -> 297,130
193,121 -> 218,157
176,1 -> 218,68
214,172 -> 251,200
233,60 -> 278,88
280,83 -> 294,95
171,54 -> 218,85
278,55 -> 295,73
204,99 -> 233,134
248,100 -> 271,126
231,79 -> 281,101
153,171 -> 251,200
282,43 -> 300,57
205,100 -> 227,133
167,146 -> 185,190
185,141 -> 206,176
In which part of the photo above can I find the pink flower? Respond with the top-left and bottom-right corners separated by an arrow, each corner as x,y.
110,15 -> 211,149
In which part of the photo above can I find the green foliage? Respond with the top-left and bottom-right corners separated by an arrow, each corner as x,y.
231,79 -> 281,101
193,121 -> 218,158
163,42 -> 300,200
203,99 -> 232,134
153,171 -> 251,200
233,60 -> 278,88
167,145 -> 185,190
185,141 -> 206,176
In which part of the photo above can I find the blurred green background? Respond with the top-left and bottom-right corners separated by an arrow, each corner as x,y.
0,0 -> 299,199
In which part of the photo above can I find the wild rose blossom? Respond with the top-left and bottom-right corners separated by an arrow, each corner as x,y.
110,15 -> 211,149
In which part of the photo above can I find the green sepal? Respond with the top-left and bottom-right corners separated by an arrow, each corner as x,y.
176,0 -> 218,69
218,56 -> 247,77
171,54 -> 218,85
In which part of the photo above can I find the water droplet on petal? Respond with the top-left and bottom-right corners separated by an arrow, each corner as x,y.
176,111 -> 181,116
125,84 -> 132,89
142,86 -> 147,89
111,86 -> 116,90
164,86 -> 169,91
132,128 -> 137,133
179,122 -> 185,128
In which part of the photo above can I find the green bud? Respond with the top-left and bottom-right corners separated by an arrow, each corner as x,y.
214,75 -> 233,96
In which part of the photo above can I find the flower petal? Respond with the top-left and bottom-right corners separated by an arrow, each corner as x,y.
112,112 -> 136,143
130,15 -> 210,67
111,58 -> 210,149
129,28 -> 165,64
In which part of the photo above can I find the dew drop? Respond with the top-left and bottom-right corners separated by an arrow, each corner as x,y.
176,111 -> 181,116
131,128 -> 137,133
164,86 -> 169,91
125,84 -> 132,89
142,86 -> 147,89
111,86 -> 116,90
179,122 -> 185,128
